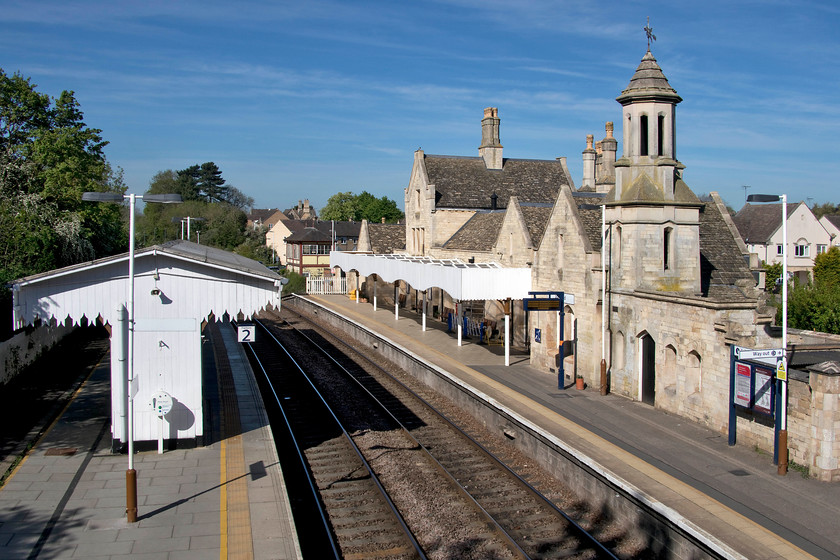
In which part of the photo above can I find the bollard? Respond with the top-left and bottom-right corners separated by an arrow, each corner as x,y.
600,359 -> 608,395
126,468 -> 138,522
777,429 -> 788,475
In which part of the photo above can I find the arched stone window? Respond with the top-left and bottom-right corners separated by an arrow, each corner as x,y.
614,225 -> 622,269
664,226 -> 674,270
640,114 -> 649,156
687,350 -> 702,392
657,114 -> 665,157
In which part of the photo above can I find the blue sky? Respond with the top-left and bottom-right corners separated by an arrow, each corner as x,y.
3,1 -> 839,212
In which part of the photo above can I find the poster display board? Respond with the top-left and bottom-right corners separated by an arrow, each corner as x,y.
733,360 -> 776,415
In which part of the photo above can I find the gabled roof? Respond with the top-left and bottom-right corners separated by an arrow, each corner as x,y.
732,202 -> 797,244
520,204 -> 554,248
285,227 -> 332,243
423,155 -> 571,210
444,212 -> 505,251
248,208 -> 280,223
699,193 -> 756,300
368,223 -> 406,253
821,214 -> 840,231
11,240 -> 282,329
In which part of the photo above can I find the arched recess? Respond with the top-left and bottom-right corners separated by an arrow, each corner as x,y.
638,331 -> 656,406
661,344 -> 677,403
614,330 -> 626,371
686,350 -> 702,394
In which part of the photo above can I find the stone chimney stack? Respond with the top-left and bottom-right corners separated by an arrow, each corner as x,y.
478,107 -> 503,170
596,122 -> 617,193
303,199 -> 310,216
582,134 -> 596,191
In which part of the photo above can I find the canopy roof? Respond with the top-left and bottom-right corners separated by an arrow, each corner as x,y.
11,240 -> 283,329
331,252 -> 531,301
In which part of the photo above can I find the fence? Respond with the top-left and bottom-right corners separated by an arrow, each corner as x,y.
306,275 -> 347,295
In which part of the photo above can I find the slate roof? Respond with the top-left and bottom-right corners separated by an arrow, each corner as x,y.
699,197 -> 756,300
368,224 -> 406,253
520,205 -> 554,248
822,214 -> 840,230
616,50 -> 682,105
423,155 -> 570,210
732,202 -> 797,244
443,212 -> 505,251
285,227 -> 332,243
14,240 -> 281,284
247,208 -> 280,223
606,175 -> 700,205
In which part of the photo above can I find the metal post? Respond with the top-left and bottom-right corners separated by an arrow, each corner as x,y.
422,291 -> 427,331
504,299 -> 510,367
126,193 -> 137,523
457,301 -> 462,346
373,274 -> 377,311
395,281 -> 399,320
779,194 -> 788,475
600,204 -> 608,395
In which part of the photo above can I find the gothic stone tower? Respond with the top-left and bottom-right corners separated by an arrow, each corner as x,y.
606,50 -> 702,294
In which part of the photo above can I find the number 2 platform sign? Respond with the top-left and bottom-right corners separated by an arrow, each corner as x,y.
238,324 -> 256,343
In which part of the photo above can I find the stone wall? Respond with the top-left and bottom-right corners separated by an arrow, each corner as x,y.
0,322 -> 75,386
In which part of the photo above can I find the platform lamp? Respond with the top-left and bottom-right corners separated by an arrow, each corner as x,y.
82,191 -> 183,521
746,193 -> 788,475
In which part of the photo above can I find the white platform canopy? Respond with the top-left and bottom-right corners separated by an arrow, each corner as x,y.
330,252 -> 531,301
9,240 -> 283,448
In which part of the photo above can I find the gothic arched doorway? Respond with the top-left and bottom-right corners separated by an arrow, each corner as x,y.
640,333 -> 656,406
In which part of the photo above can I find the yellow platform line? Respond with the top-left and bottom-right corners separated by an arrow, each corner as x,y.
221,433 -> 253,560
311,296 -> 817,560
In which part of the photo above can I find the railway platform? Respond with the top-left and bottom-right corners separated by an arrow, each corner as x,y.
306,294 -> 840,560
0,320 -> 301,560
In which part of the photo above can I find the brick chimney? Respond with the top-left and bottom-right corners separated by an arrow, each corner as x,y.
478,107 -> 503,170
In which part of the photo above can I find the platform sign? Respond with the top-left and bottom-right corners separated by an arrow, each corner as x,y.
734,362 -> 751,407
734,347 -> 783,361
754,366 -> 774,414
237,324 -> 256,343
525,299 -> 560,311
776,357 -> 787,382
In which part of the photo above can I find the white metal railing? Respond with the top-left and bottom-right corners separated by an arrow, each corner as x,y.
306,275 -> 347,295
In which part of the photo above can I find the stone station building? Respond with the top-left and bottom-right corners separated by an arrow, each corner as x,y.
332,48 -> 840,481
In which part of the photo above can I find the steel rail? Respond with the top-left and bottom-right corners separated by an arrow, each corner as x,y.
275,307 -> 620,560
258,316 -> 532,559
246,319 -> 428,560
237,323 -> 342,559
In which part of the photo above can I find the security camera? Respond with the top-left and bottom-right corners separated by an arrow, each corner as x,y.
150,288 -> 161,296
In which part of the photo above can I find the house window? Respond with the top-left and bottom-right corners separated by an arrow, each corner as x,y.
817,244 -> 827,255
794,244 -> 809,258
776,244 -> 784,255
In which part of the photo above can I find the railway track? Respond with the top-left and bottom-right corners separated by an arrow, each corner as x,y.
246,306 -> 628,559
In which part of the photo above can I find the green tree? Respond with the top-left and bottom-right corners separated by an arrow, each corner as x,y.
814,246 -> 840,288
1,69 -> 125,337
811,202 -> 840,220
320,190 -> 404,223
763,261 -> 783,292
320,191 -> 358,221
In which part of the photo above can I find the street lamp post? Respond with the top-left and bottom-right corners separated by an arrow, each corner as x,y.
746,193 -> 788,475
82,191 -> 182,521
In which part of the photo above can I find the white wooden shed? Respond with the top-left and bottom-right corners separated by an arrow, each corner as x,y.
11,240 -> 283,450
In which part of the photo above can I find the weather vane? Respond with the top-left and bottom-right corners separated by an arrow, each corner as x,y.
644,16 -> 656,51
